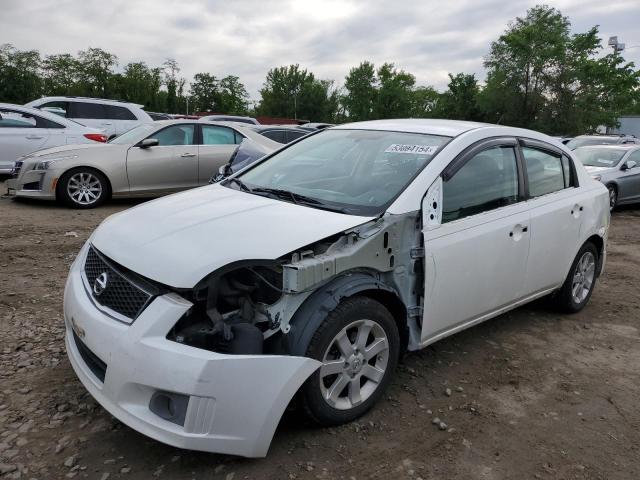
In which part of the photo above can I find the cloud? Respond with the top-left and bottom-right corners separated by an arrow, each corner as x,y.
0,0 -> 638,101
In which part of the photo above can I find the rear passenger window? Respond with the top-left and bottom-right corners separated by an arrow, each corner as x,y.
39,101 -> 69,118
202,125 -> 240,145
105,105 -> 136,120
71,102 -> 108,119
522,148 -> 566,197
262,130 -> 287,143
443,146 -> 519,222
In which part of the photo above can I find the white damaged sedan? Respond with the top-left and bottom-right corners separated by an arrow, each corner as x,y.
64,120 -> 609,457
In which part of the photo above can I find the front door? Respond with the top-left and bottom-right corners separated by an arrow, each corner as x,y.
421,141 -> 530,344
126,124 -> 198,194
617,150 -> 640,202
0,108 -> 50,166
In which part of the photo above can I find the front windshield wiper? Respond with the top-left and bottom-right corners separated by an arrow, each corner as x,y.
225,177 -> 253,193
251,187 -> 351,214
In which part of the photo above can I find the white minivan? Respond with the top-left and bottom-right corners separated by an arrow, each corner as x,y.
63,119 -> 609,457
25,96 -> 153,139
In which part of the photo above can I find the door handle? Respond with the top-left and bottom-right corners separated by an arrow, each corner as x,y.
101,122 -> 113,125
180,153 -> 196,158
509,225 -> 528,237
26,135 -> 44,140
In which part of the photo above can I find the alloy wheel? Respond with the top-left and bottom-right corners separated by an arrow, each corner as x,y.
608,187 -> 617,211
319,319 -> 389,410
571,251 -> 596,304
67,172 -> 102,206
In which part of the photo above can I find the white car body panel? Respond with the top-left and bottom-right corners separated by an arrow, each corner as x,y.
92,185 -> 373,288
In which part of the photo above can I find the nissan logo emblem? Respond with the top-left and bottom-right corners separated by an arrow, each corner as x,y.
93,272 -> 109,296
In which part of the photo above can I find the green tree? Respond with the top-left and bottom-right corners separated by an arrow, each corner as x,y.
190,72 -> 219,112
342,61 -> 377,121
258,64 -> 337,121
481,5 -> 639,133
76,47 -> 117,97
373,63 -> 416,118
218,75 -> 250,115
41,53 -> 80,96
0,44 -> 42,103
410,86 -> 440,118
437,73 -> 482,121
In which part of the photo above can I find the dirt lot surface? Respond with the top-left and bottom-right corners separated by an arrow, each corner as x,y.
1,179 -> 639,480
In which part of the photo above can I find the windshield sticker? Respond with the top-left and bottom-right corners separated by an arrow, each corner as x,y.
385,144 -> 439,155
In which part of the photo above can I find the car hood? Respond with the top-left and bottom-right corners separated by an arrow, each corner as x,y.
91,185 -> 374,288
22,143 -> 118,159
584,165 -> 616,174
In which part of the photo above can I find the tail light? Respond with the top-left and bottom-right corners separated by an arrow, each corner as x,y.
84,133 -> 108,143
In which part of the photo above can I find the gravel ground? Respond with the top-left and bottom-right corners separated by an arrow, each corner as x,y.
1,179 -> 639,480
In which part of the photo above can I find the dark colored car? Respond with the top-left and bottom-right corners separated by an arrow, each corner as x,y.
246,125 -> 309,144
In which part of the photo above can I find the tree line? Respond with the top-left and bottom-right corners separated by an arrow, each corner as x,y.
1,5 -> 638,135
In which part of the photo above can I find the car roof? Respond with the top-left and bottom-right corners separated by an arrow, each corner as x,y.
332,119 -> 489,137
29,96 -> 144,109
575,144 -> 639,150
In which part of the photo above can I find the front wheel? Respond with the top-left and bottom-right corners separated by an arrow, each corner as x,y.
554,242 -> 598,313
58,168 -> 110,209
607,184 -> 617,211
300,297 -> 400,426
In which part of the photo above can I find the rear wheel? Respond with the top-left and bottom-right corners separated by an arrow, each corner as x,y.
58,168 -> 110,209
554,242 -> 598,313
300,297 -> 400,426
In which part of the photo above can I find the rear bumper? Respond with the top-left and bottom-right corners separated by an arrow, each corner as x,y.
64,243 -> 320,457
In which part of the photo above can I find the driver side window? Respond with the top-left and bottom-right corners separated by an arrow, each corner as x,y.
443,146 -> 519,222
151,125 -> 195,146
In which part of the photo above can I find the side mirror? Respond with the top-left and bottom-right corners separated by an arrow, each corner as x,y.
622,160 -> 637,170
138,138 -> 159,149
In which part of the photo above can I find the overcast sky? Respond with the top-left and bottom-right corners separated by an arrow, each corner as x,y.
1,0 -> 638,102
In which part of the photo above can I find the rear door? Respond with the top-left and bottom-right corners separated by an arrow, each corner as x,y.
125,124 -> 198,194
617,150 -> 640,201
0,108 -> 51,166
197,125 -> 243,183
68,102 -> 115,137
421,139 -> 531,343
105,105 -> 139,136
519,139 -> 583,294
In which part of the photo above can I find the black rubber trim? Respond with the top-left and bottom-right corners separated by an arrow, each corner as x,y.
73,331 -> 107,383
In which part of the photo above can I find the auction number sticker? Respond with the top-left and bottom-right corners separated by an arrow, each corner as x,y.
385,144 -> 438,154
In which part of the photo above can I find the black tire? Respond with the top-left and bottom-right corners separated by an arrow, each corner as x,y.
607,184 -> 617,211
554,242 -> 599,313
57,168 -> 110,209
300,296 -> 400,426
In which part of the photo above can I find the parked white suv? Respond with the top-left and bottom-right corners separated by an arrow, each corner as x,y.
64,119 -> 609,457
25,97 -> 153,139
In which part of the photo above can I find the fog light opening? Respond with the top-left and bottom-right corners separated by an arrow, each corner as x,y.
149,391 -> 189,426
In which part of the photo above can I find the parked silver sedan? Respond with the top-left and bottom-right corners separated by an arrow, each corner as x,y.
6,120 -> 279,208
575,144 -> 640,209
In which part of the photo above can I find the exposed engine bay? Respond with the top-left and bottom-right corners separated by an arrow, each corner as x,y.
167,212 -> 424,355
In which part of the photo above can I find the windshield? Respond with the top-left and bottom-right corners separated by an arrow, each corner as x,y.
109,124 -> 156,144
234,129 -> 450,215
566,137 -> 618,150
574,147 -> 627,168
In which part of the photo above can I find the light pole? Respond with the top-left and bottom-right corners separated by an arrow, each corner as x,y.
608,36 -> 626,53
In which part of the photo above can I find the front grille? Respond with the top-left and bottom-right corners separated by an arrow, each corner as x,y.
73,330 -> 107,382
84,246 -> 155,321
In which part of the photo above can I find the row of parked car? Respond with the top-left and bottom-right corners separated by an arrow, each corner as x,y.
2,95 -> 639,212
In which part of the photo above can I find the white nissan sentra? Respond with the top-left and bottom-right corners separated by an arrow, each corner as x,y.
64,119 -> 609,457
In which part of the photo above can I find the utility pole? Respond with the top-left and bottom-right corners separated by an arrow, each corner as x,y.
608,36 -> 625,54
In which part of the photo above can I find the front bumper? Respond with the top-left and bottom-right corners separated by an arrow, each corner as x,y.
5,168 -> 56,200
63,245 -> 320,457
